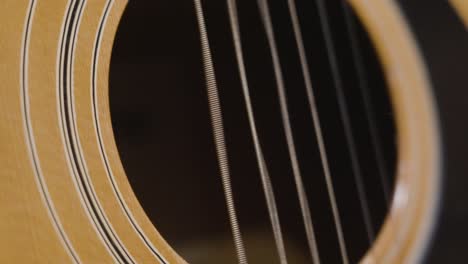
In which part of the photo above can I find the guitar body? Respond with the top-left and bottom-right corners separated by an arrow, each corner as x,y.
401,1 -> 468,263
0,0 -> 466,263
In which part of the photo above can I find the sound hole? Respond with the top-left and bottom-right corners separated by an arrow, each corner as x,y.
110,0 -> 396,263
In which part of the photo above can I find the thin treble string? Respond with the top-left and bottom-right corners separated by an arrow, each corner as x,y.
193,1 -> 248,263
313,0 -> 375,244
340,1 -> 391,204
286,0 -> 349,263
256,1 -> 322,263
225,1 -> 289,264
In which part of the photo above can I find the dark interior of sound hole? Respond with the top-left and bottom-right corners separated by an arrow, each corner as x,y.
109,0 -> 396,263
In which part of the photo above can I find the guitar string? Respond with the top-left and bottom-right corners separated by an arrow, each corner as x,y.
256,0 -> 328,263
313,0 -> 375,244
286,0 -> 352,263
340,1 -> 391,204
193,1 -> 248,263
226,1 -> 289,264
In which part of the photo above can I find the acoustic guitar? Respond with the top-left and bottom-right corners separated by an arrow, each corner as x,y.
0,0 -> 467,263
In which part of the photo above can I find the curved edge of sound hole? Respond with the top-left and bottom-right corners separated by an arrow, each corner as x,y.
109,1 -> 396,263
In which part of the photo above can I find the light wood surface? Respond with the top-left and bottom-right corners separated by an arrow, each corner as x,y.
450,0 -> 468,27
0,0 -> 185,262
349,0 -> 441,263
